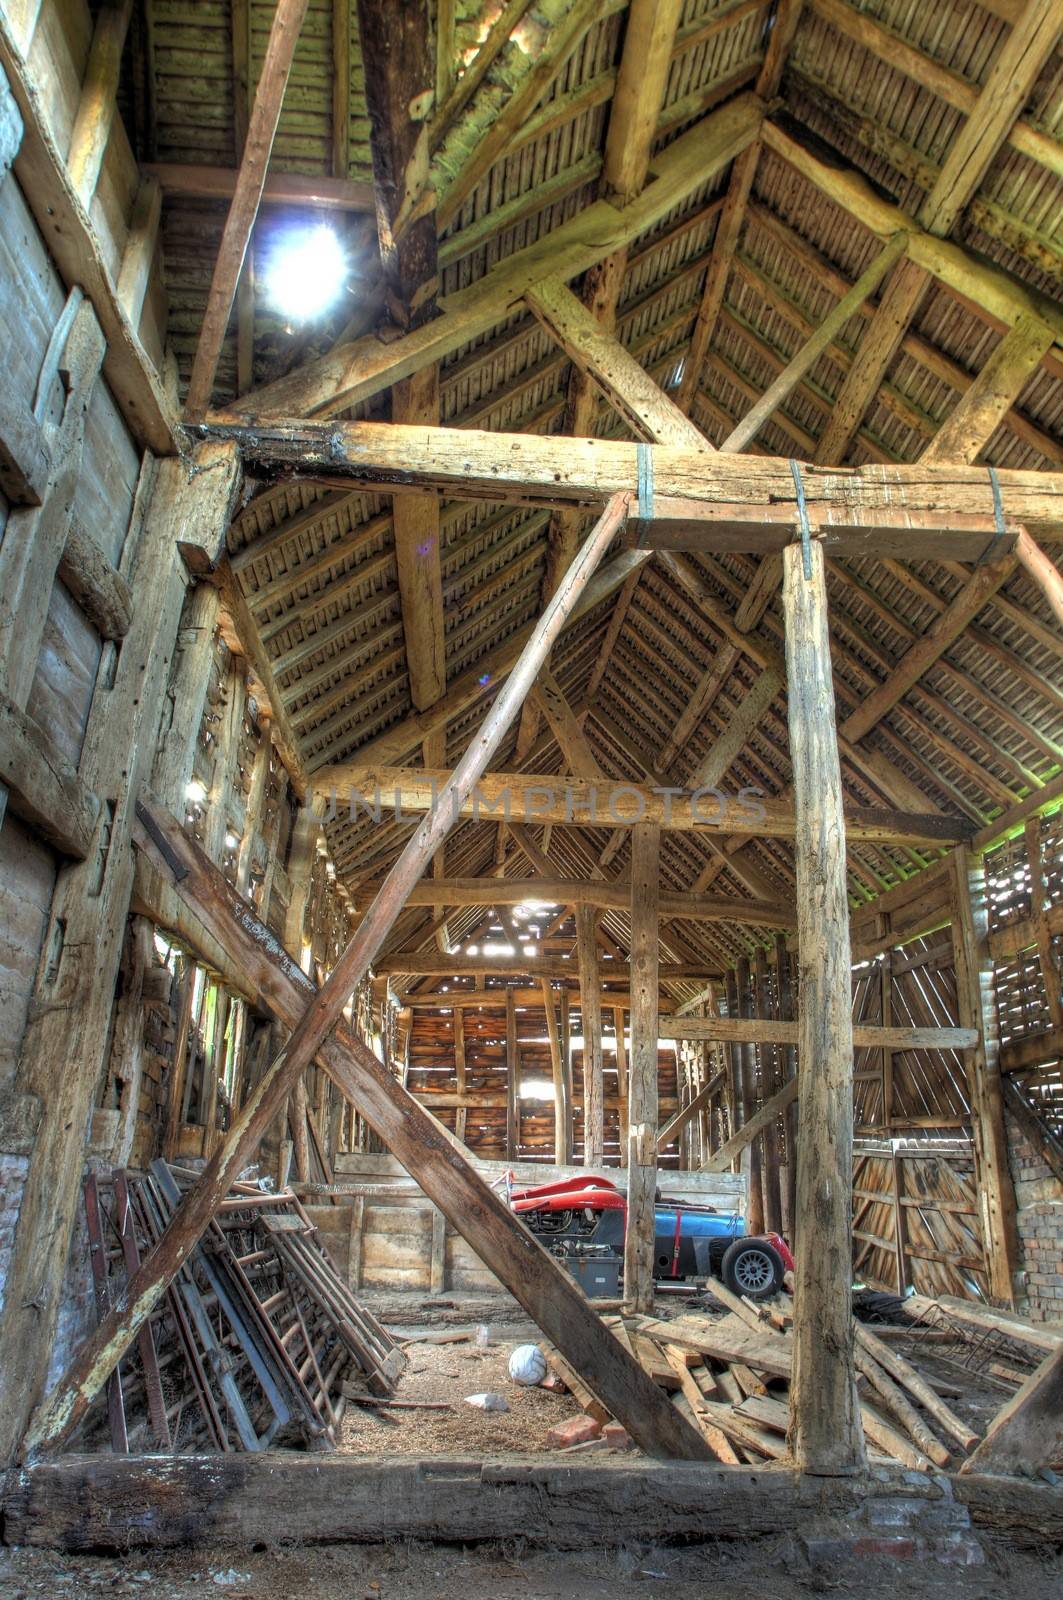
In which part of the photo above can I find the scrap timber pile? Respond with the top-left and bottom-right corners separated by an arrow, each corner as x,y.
544,1281 -> 985,1470
82,1161 -> 405,1453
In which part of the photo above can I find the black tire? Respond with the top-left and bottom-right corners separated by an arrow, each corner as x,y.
720,1237 -> 784,1300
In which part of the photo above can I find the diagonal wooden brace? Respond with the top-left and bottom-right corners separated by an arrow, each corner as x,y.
24,493 -> 711,1462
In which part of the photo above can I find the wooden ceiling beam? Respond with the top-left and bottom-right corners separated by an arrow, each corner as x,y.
525,274 -> 708,450
219,92 -> 764,420
208,420 -> 1063,554
374,951 -> 719,980
185,0 -> 310,418
144,162 -> 375,211
312,766 -> 974,846
357,873 -> 792,927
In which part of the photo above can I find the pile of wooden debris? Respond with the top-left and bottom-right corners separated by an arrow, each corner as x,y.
545,1281 -> 984,1469
83,1160 -> 405,1453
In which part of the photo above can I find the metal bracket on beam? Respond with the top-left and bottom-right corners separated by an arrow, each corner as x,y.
789,458 -> 812,580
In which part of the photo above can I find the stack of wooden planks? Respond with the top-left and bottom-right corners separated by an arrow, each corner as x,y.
82,1160 -> 405,1454
544,1282 -> 981,1469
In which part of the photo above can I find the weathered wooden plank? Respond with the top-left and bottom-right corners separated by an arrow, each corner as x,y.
1,1455 -> 975,1552
203,420 -> 1063,553
961,1345 -> 1063,1477
783,538 -> 865,1475
0,693 -> 100,858
625,823 -> 659,1312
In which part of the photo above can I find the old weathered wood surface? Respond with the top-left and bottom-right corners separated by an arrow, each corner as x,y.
2,1455 -> 985,1551
783,539 -> 865,1476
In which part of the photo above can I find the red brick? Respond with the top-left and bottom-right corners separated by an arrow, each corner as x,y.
547,1415 -> 603,1449
603,1422 -> 633,1451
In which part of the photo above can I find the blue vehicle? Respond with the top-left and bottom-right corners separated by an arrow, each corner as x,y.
512,1174 -> 793,1298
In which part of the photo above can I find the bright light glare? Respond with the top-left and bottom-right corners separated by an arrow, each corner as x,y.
266,226 -> 346,321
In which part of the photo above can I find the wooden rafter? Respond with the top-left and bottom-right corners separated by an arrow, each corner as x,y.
810,0 -> 1063,183
185,0 -> 310,418
675,0 -> 804,413
222,92 -> 764,420
922,313 -> 1056,464
436,0 -> 603,231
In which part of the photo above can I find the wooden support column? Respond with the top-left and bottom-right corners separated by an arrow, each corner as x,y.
452,1006 -> 468,1147
949,848 -> 1020,1306
625,823 -> 659,1313
736,955 -> 763,1235
783,538 -> 866,1476
0,442 -> 241,1464
575,903 -> 603,1165
613,1003 -> 628,1170
506,990 -> 519,1160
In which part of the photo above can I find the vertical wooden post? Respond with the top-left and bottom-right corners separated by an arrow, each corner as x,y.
950,847 -> 1020,1306
505,989 -> 519,1160
613,1003 -> 628,1168
453,1007 -> 468,1147
560,988 -> 574,1162
775,932 -> 798,1235
625,823 -> 659,1313
576,904 -> 603,1165
783,538 -> 866,1477
736,954 -> 764,1235
541,979 -> 569,1164
756,946 -> 782,1234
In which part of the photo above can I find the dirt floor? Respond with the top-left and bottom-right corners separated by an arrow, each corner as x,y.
1,1530 -> 1061,1600
340,1317 -> 583,1455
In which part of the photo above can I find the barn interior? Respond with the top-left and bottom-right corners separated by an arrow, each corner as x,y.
0,0 -> 1062,1585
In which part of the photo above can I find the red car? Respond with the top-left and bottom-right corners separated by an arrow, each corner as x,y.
506,1174 -> 793,1299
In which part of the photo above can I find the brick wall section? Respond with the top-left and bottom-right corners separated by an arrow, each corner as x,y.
1007,1110 -> 1063,1323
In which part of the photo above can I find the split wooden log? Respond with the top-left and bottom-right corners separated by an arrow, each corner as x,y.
854,1321 -> 979,1453
853,1344 -> 951,1468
